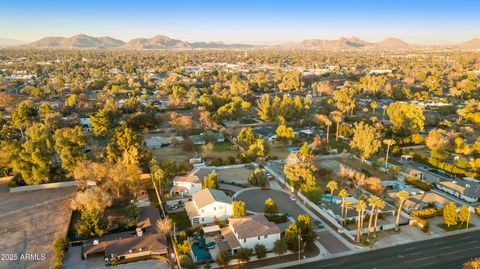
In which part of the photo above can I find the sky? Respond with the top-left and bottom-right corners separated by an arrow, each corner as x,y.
0,0 -> 479,45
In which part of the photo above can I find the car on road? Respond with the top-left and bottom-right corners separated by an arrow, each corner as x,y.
314,219 -> 325,228
290,195 -> 296,201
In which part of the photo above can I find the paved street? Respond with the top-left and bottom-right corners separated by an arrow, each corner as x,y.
235,189 -> 304,218
287,229 -> 480,269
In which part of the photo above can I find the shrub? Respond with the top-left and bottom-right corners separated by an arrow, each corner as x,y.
410,208 -> 438,219
235,247 -> 253,263
53,237 -> 68,269
405,176 -> 434,191
265,214 -> 288,223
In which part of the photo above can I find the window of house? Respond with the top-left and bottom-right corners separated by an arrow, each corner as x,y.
258,236 -> 260,240
214,207 -> 216,211
264,235 -> 268,238
244,239 -> 246,243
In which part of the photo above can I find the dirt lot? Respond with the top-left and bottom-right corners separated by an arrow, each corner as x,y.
268,143 -> 291,159
217,167 -> 253,185
152,146 -> 193,162
0,182 -> 75,269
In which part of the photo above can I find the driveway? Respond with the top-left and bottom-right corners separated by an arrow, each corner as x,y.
235,189 -> 305,218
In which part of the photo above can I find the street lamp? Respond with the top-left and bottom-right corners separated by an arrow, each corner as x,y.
298,235 -> 303,261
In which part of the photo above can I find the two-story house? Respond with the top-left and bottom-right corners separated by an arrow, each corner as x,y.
170,168 -> 214,197
185,188 -> 233,225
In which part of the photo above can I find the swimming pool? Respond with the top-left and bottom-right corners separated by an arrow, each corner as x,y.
190,237 -> 212,261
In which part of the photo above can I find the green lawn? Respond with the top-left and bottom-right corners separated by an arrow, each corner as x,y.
240,118 -> 258,124
168,211 -> 192,230
437,222 -> 475,232
328,140 -> 350,152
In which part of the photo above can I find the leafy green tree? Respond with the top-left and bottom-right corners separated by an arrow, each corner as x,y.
299,142 -> 314,160
215,250 -> 232,268
54,126 -> 86,174
349,122 -> 381,160
332,87 -> 356,115
179,255 -> 195,269
232,201 -> 247,217
443,202 -> 458,227
151,160 -> 168,197
284,153 -> 317,191
12,103 -> 36,139
264,198 -> 278,215
249,168 -> 267,187
387,102 -> 425,136
254,244 -> 267,259
284,223 -> 301,252
248,138 -> 269,158
235,247 -> 253,263
273,239 -> 288,255
237,127 -> 256,146
458,205 -> 470,228
296,214 -> 317,245
77,209 -> 107,239
276,124 -> 295,142
257,94 -> 271,121
203,171 -> 219,189
12,123 -> 55,185
90,109 -> 112,137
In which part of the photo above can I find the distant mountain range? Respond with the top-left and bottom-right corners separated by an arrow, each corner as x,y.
9,34 -> 480,50
0,38 -> 26,47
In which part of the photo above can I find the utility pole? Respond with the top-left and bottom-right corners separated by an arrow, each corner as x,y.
298,235 -> 302,261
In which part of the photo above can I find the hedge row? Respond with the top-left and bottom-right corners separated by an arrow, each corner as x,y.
399,149 -> 478,179
405,176 -> 435,191
410,208 -> 439,219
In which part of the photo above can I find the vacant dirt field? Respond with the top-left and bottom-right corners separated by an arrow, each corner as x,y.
216,167 -> 253,185
152,146 -> 193,162
0,182 -> 75,269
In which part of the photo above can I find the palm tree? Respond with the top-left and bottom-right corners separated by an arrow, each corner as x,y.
326,181 -> 338,196
338,189 -> 349,224
343,201 -> 353,227
314,114 -> 332,142
367,196 -> 378,239
330,111 -> 343,141
373,198 -> 385,238
384,139 -> 396,167
395,190 -> 409,231
355,200 -> 367,242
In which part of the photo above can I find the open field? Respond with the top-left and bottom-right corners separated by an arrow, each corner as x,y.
197,141 -> 239,159
217,166 -> 253,185
152,146 -> 193,162
0,182 -> 75,269
268,143 -> 291,159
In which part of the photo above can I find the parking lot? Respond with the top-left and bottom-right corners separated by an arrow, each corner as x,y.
0,182 -> 75,269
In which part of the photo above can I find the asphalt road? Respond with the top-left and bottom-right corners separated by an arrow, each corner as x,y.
287,229 -> 480,269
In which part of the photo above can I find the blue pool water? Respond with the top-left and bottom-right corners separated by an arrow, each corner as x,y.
190,237 -> 212,261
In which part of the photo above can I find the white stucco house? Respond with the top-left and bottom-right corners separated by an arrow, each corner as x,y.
221,215 -> 280,254
437,180 -> 480,203
170,168 -> 214,197
185,188 -> 233,226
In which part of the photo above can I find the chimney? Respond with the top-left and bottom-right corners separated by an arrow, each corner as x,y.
136,228 -> 143,237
